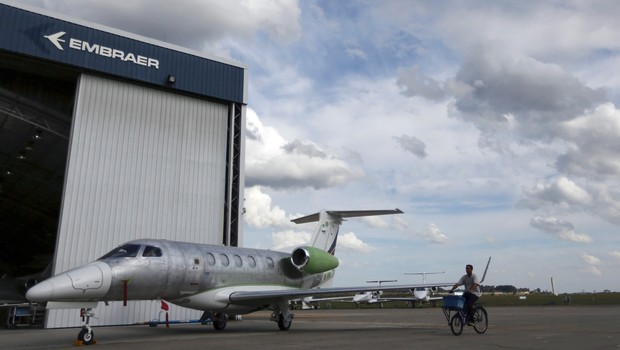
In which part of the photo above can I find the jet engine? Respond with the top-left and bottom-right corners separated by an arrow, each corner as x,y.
290,246 -> 339,274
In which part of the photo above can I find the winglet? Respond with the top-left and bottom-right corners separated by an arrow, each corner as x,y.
479,257 -> 491,284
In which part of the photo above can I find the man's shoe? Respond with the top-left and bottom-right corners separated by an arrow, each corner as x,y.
467,321 -> 475,326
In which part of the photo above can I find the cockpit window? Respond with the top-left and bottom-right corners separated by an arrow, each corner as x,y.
142,246 -> 162,257
98,244 -> 141,259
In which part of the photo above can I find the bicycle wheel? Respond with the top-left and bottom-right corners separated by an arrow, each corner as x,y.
450,313 -> 464,335
473,306 -> 488,334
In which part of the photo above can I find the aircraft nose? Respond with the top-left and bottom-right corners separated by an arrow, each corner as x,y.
26,262 -> 113,302
26,276 -> 69,302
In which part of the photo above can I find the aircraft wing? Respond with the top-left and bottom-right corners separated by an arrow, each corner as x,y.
303,296 -> 356,303
378,295 -> 444,302
227,283 -> 452,307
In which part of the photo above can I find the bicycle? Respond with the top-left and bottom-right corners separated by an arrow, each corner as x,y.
441,295 -> 488,335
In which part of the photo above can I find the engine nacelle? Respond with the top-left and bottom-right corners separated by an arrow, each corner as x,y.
290,246 -> 339,274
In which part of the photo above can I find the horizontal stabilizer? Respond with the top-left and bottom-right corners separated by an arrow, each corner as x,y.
291,209 -> 403,224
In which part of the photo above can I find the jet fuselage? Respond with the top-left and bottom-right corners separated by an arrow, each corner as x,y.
27,239 -> 333,313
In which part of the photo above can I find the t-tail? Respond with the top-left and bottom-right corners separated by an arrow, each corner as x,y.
289,209 -> 403,274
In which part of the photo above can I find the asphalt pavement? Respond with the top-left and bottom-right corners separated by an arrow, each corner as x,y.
2,305 -> 618,349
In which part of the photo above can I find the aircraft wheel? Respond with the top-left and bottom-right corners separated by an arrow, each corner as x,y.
277,313 -> 292,331
213,313 -> 227,331
77,328 -> 95,345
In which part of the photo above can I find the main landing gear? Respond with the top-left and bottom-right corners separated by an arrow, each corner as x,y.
212,312 -> 227,330
203,308 -> 293,331
75,308 -> 96,346
270,301 -> 294,330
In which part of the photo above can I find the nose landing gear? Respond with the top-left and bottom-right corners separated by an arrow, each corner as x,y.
74,308 -> 97,346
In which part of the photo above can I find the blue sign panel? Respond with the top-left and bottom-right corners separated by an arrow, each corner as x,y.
0,3 -> 245,103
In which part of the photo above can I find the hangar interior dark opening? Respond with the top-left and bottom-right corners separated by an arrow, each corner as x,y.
0,52 -> 77,279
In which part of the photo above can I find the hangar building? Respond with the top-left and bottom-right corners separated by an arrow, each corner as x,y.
0,1 -> 247,327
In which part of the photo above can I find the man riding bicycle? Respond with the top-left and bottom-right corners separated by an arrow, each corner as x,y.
449,264 -> 481,326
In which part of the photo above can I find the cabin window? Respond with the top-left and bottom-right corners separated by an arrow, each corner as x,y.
234,255 -> 242,267
98,244 -> 141,259
266,257 -> 274,269
142,246 -> 162,257
206,253 -> 216,265
220,254 -> 230,266
248,256 -> 256,268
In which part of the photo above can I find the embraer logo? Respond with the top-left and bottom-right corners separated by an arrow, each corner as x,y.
44,31 -> 66,50
43,31 -> 160,69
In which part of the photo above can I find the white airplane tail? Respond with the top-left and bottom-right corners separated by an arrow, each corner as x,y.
291,209 -> 404,255
289,209 -> 403,274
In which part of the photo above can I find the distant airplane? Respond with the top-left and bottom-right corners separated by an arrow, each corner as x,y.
26,209 -> 453,345
302,280 -> 398,308
402,272 -> 445,308
385,257 -> 492,307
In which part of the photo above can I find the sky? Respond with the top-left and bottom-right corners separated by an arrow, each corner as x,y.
14,0 -> 620,293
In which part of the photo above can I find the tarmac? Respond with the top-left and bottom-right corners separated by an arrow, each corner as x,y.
2,305 -> 619,349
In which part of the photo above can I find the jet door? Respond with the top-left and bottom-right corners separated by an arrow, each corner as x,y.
181,250 -> 203,295
141,245 -> 169,297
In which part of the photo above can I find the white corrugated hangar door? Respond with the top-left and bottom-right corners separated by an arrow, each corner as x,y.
46,74 -> 229,327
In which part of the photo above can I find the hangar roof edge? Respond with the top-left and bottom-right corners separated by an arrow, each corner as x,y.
1,0 -> 247,104
1,0 -> 246,70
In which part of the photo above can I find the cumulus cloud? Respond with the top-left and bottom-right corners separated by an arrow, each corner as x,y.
245,109 -> 364,190
581,265 -> 603,277
580,254 -> 603,277
398,44 -> 620,233
360,216 -> 391,229
608,251 -> 620,259
270,230 -> 311,251
393,135 -> 427,159
338,232 -> 376,253
397,65 -> 446,101
530,216 -> 592,243
520,177 -> 593,210
415,223 -> 449,244
581,253 -> 602,266
556,103 -> 620,178
449,49 -> 606,142
520,176 -> 620,226
243,186 -> 295,229
392,216 -> 409,231
25,0 -> 302,51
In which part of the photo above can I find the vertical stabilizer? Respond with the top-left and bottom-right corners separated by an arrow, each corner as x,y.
291,209 -> 403,255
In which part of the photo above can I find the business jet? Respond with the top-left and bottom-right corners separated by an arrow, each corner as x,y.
26,209 -> 453,345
